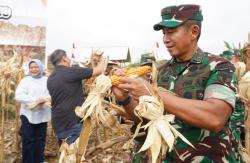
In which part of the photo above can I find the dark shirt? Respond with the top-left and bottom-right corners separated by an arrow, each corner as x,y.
47,65 -> 93,134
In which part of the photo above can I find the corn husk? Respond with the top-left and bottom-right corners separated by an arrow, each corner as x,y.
0,53 -> 19,95
133,95 -> 194,163
0,51 -> 23,163
235,62 -> 246,80
73,74 -> 129,162
239,71 -> 250,103
26,97 -> 51,109
75,74 -> 112,122
59,139 -> 79,163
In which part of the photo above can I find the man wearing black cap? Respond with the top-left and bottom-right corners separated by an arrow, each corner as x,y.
112,4 -> 243,162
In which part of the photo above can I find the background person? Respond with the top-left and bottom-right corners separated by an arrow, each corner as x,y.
47,49 -> 104,145
15,59 -> 51,163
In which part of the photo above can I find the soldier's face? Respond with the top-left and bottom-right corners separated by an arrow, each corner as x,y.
162,26 -> 193,61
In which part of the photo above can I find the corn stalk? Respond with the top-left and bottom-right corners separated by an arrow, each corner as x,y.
0,92 -> 6,163
59,61 -> 153,162
243,33 -> 250,71
58,55 -> 158,162
0,51 -> 22,162
74,74 -> 131,162
14,69 -> 24,159
240,33 -> 250,157
239,71 -> 250,156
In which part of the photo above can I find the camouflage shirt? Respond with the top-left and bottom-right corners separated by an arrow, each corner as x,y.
157,49 -> 243,162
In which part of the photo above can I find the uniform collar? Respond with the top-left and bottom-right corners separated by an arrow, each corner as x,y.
169,48 -> 205,65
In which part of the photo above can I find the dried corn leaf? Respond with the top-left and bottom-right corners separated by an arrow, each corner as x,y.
133,95 -> 194,163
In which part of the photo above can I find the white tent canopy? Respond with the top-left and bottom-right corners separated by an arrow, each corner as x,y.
72,46 -> 131,63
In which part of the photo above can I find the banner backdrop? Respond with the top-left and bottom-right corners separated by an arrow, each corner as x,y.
0,0 -> 47,65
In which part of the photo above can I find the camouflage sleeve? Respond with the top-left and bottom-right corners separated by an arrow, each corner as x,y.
230,99 -> 245,141
204,60 -> 238,108
204,84 -> 236,108
205,59 -> 244,144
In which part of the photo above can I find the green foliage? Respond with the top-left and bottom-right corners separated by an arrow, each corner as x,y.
7,94 -> 15,104
223,41 -> 244,62
224,41 -> 233,51
239,48 -> 244,61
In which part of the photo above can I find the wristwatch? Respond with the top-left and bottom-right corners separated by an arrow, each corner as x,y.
116,95 -> 132,106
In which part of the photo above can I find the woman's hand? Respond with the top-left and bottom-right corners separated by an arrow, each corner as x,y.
36,98 -> 47,106
27,98 -> 47,109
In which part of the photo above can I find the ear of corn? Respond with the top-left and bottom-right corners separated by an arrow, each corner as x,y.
26,97 -> 51,109
26,101 -> 51,109
125,66 -> 151,77
111,75 -> 121,86
111,66 -> 152,86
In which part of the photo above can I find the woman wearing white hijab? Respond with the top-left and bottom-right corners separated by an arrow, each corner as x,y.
15,59 -> 51,163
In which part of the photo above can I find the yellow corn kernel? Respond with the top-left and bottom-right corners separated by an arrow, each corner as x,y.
111,75 -> 121,86
125,66 -> 151,77
111,66 -> 152,86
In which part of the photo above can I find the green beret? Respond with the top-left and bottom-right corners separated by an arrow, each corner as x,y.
154,4 -> 203,30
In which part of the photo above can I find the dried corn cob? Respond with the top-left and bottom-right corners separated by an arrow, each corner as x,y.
111,66 -> 152,86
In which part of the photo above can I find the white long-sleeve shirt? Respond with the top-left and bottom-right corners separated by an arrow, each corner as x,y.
15,76 -> 51,124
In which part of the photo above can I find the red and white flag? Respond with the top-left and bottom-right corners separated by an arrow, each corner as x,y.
154,52 -> 159,61
156,41 -> 159,48
71,43 -> 76,59
154,41 -> 159,60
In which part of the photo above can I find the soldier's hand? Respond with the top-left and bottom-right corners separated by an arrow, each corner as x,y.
111,69 -> 129,101
112,86 -> 129,101
117,77 -> 153,100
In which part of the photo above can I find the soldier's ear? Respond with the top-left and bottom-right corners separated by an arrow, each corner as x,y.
191,25 -> 200,40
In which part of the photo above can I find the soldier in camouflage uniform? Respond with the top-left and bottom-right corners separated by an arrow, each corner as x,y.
220,50 -> 235,61
220,49 -> 246,161
220,49 -> 243,65
112,4 -> 243,162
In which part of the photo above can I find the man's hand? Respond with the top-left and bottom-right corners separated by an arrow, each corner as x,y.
118,77 -> 153,100
111,69 -> 147,122
92,56 -> 108,76
111,69 -> 129,101
112,86 -> 129,101
111,68 -> 153,100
